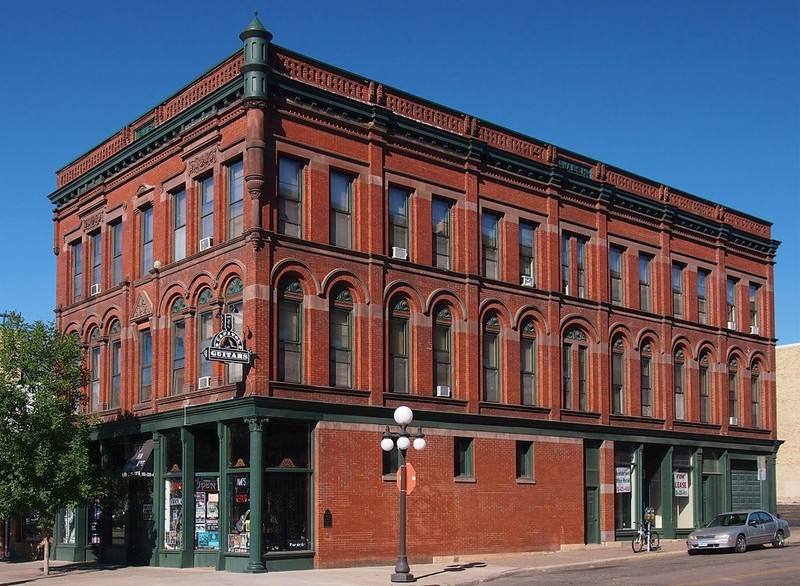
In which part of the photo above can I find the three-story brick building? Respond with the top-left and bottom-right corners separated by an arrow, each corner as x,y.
48,15 -> 780,573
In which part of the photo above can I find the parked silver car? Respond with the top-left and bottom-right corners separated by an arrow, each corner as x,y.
686,510 -> 791,554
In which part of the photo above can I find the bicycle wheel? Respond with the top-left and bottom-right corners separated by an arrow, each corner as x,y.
632,533 -> 645,552
650,532 -> 660,550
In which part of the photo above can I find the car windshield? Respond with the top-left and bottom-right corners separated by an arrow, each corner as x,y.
706,513 -> 747,528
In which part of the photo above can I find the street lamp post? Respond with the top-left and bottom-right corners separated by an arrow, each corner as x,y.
381,406 -> 426,583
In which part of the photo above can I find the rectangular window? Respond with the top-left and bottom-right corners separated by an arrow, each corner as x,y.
610,246 -> 624,305
198,310 -> 214,379
278,300 -> 302,382
278,157 -> 303,237
72,240 -> 83,302
521,337 -> 537,406
111,221 -> 123,287
700,364 -> 711,423
562,344 -> 572,409
639,254 -> 652,311
751,373 -> 761,428
698,269 -> 709,325
578,346 -> 588,411
389,317 -> 409,393
612,348 -> 624,414
140,330 -> 152,403
519,222 -> 536,285
226,300 -> 244,384
199,175 -> 214,244
432,198 -> 451,269
91,232 -> 102,291
330,171 -> 352,248
672,262 -> 684,318
141,207 -> 153,277
482,212 -> 500,279
483,331 -> 500,402
388,186 -> 410,257
516,441 -> 534,481
109,339 -> 121,409
727,278 -> 738,325
749,284 -> 760,331
382,445 -> 401,477
641,355 -> 653,417
173,189 -> 186,262
228,160 -> 244,238
454,437 -> 474,478
576,238 -> 587,298
562,236 -> 571,295
330,308 -> 352,388
674,361 -> 686,420
433,322 -> 451,390
728,369 -> 739,424
171,320 -> 185,395
90,346 -> 100,411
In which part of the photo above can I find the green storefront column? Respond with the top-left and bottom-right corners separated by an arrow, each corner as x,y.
661,446 -> 675,539
216,423 -> 228,571
244,417 -> 267,573
181,428 -> 195,568
152,432 -> 163,567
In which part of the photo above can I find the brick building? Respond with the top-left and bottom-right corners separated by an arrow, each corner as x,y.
47,15 -> 780,573
776,343 -> 800,504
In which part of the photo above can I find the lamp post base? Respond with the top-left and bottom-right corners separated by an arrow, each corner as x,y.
391,571 -> 416,582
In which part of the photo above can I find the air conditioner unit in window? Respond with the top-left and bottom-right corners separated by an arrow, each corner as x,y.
520,275 -> 534,287
435,385 -> 451,398
197,376 -> 212,390
391,246 -> 408,260
729,416 -> 739,426
199,237 -> 214,251
90,283 -> 101,296
750,325 -> 760,335
727,321 -> 737,330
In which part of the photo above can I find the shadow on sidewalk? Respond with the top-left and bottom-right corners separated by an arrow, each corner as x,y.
415,561 -> 488,580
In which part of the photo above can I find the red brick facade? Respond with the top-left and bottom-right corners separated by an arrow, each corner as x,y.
48,16 -> 779,571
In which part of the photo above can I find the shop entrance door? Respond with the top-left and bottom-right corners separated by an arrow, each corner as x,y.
584,487 -> 600,544
731,461 -> 760,510
128,477 -> 155,565
702,474 -> 723,526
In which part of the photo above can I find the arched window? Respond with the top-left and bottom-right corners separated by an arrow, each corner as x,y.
728,357 -> 739,426
699,352 -> 711,423
171,297 -> 186,395
109,320 -> 121,409
563,327 -> 588,411
225,277 -> 244,384
674,347 -> 686,421
751,363 -> 761,429
278,279 -> 303,382
612,336 -> 625,415
483,313 -> 501,402
330,286 -> 353,388
89,327 -> 101,412
520,320 -> 537,406
197,288 -> 214,384
433,305 -> 452,396
640,342 -> 653,417
389,297 -> 410,394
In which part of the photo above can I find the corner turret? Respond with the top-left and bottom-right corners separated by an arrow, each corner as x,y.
240,12 -> 272,100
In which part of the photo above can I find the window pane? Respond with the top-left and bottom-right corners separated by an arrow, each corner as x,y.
200,176 -> 214,241
140,331 -> 152,402
279,157 -> 303,237
228,161 -> 244,238
389,187 -> 409,251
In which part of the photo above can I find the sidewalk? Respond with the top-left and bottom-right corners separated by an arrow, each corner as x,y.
0,540 -> 686,586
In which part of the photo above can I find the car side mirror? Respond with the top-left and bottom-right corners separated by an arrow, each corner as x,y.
749,520 -> 757,527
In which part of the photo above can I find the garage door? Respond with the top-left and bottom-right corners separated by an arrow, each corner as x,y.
730,462 -> 760,510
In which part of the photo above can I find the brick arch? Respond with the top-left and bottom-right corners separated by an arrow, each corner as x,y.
635,328 -> 661,353
271,259 -> 320,296
725,346 -> 747,367
513,305 -> 549,335
321,269 -> 370,306
671,336 -> 693,360
158,283 -> 189,317
81,318 -> 102,344
559,316 -> 597,343
101,312 -> 124,337
695,341 -> 718,364
748,351 -> 770,372
609,323 -> 635,347
187,273 -> 216,304
478,299 -> 512,329
384,281 -> 424,315
425,288 -> 465,322
215,261 -> 246,290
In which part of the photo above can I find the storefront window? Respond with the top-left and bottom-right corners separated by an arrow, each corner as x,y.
673,448 -> 694,529
163,430 -> 183,550
615,444 -> 637,530
61,507 -> 76,544
228,473 -> 250,553
20,512 -> 40,543
194,476 -> 220,550
263,422 -> 311,552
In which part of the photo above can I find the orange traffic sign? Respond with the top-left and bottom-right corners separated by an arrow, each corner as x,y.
397,463 -> 417,494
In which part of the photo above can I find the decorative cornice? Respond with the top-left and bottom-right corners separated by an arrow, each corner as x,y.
187,149 -> 216,176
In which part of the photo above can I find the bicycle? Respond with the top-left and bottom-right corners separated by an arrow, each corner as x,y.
631,519 -> 661,552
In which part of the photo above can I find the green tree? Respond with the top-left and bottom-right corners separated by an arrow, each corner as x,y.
0,313 -> 102,574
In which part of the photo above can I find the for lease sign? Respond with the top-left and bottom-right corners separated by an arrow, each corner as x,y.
674,472 -> 689,497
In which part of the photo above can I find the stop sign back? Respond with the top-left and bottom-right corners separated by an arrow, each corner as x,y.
397,463 -> 417,494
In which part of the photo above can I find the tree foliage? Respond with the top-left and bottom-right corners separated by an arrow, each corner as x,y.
0,313 -> 102,535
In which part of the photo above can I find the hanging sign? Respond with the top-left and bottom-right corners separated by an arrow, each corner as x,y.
202,313 -> 253,365
674,472 -> 689,497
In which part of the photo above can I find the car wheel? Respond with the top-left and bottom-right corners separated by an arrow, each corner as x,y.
734,534 -> 747,553
687,549 -> 698,556
773,530 -> 785,548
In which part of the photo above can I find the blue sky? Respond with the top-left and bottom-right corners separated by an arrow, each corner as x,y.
1,0 -> 797,343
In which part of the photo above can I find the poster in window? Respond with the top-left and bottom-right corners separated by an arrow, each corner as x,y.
674,471 -> 689,497
615,466 -> 631,493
